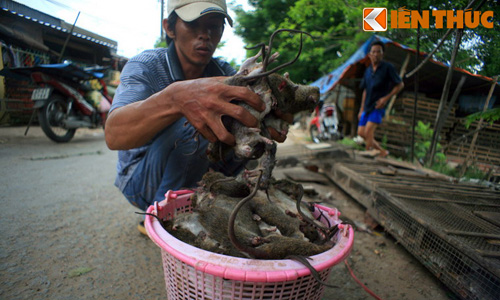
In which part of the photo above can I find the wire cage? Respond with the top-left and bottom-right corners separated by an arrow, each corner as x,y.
331,160 -> 500,300
145,190 -> 354,300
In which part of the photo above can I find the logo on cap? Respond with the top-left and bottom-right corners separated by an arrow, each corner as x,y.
363,8 -> 387,31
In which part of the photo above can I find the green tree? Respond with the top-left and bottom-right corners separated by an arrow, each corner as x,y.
233,0 -> 499,84
233,0 -> 379,83
154,39 -> 167,48
382,0 -> 500,77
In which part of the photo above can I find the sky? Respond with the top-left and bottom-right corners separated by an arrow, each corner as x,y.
12,0 -> 252,63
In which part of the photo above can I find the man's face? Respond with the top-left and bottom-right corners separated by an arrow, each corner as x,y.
369,45 -> 384,65
170,14 -> 225,70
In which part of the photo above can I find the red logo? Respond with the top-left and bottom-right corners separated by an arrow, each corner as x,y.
363,8 -> 387,31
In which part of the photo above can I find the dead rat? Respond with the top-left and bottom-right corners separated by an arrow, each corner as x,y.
227,171 -> 333,260
169,191 -> 263,258
250,191 -> 306,240
199,171 -> 250,198
193,174 -> 271,257
224,173 -> 339,289
206,29 -> 319,188
272,178 -> 339,243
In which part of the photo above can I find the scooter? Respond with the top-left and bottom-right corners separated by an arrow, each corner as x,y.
309,102 -> 342,143
4,63 -> 112,143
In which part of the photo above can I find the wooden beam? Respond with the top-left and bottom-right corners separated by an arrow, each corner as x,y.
426,29 -> 463,166
444,230 -> 500,239
475,250 -> 500,258
459,76 -> 498,177
385,53 -> 410,120
405,27 -> 454,78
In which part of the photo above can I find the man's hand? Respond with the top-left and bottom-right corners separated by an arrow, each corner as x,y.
375,95 -> 390,109
170,77 -> 265,145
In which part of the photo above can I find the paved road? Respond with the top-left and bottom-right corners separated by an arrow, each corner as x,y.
0,126 -> 166,299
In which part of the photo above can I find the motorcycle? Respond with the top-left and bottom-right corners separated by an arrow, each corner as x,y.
3,63 -> 112,143
309,102 -> 342,143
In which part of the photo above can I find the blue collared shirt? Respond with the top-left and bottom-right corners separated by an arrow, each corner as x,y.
110,45 -> 236,191
360,61 -> 402,113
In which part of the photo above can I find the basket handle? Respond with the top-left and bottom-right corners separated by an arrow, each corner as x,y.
153,189 -> 194,219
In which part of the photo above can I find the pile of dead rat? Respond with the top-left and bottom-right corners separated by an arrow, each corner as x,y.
156,30 -> 340,283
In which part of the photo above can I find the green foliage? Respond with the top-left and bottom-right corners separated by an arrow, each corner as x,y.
412,121 -> 489,180
338,137 -> 364,150
465,107 -> 500,128
226,58 -> 241,70
233,0 -> 380,83
234,0 -> 500,83
439,163 -> 487,180
154,38 -> 167,49
415,120 -> 432,140
460,165 -> 488,181
413,121 -> 446,164
381,134 -> 388,148
384,0 -> 500,77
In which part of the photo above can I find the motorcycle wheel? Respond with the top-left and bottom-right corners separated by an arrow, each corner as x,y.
309,124 -> 321,144
38,94 -> 76,143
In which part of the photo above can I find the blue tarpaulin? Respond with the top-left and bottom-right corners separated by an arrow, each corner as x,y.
311,35 -> 409,95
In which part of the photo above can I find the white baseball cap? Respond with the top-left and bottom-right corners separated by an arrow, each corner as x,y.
167,0 -> 233,27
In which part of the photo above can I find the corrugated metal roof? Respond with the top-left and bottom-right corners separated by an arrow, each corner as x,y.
1,0 -> 117,50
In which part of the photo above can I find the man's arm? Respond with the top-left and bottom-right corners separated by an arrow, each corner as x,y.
375,81 -> 404,109
105,77 -> 265,150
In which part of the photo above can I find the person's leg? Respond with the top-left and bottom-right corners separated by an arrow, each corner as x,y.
364,121 -> 378,149
357,111 -> 368,139
357,125 -> 366,139
122,117 -> 212,211
122,117 -> 247,211
364,109 -> 388,156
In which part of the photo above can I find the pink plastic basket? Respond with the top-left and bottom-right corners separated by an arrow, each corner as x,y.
145,189 -> 354,300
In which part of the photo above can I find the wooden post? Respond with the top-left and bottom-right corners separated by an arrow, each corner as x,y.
385,53 -> 410,121
433,74 -> 466,154
426,29 -> 463,166
458,76 -> 498,177
410,1 -> 421,163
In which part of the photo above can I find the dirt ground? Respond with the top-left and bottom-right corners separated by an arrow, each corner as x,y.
0,126 -> 455,299
271,129 -> 455,300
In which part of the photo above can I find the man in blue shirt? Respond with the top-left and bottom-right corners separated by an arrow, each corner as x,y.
357,41 -> 404,157
105,0 -> 290,234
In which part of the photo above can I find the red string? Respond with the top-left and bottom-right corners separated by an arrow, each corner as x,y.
344,259 -> 384,300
